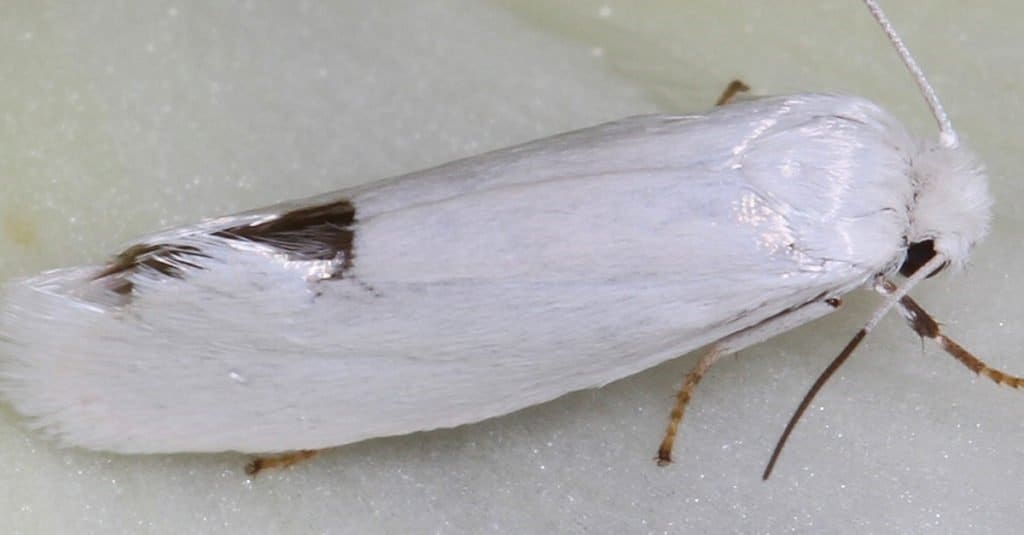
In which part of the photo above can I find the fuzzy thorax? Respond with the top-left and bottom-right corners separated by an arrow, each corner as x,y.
909,140 -> 992,271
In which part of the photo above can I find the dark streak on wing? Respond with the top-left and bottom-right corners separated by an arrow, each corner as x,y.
213,199 -> 357,267
94,243 -> 210,295
93,198 -> 358,296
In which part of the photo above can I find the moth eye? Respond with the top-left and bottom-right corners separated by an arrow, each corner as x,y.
899,239 -> 946,278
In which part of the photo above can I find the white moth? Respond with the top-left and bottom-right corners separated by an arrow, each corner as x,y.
0,1 -> 1017,477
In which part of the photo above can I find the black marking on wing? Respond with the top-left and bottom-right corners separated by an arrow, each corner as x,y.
212,199 -> 356,268
94,198 -> 358,296
95,243 -> 210,295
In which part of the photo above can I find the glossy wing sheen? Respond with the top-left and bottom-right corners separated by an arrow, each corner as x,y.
1,94 -> 918,453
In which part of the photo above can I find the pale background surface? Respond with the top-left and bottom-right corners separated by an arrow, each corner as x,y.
1,1 -> 1022,533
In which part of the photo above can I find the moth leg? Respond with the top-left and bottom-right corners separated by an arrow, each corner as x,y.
656,295 -> 843,465
657,345 -> 725,465
887,282 -> 1024,388
714,79 -> 750,106
245,450 -> 319,476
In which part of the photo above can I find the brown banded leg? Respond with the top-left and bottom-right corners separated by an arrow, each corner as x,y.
715,80 -> 750,106
893,287 -> 1024,388
657,346 -> 726,465
655,296 -> 842,468
245,450 -> 319,476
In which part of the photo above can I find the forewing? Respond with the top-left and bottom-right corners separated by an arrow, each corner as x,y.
0,94 -> 918,452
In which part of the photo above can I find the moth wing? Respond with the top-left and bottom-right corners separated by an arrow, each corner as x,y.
1,94 -> 918,453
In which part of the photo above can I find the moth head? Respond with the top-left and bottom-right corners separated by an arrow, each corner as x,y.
903,141 -> 992,276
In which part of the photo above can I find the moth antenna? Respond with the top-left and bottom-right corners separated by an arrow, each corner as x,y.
762,254 -> 947,479
862,0 -> 959,147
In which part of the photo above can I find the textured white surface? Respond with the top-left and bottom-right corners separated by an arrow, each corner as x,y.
1,1 -> 1022,533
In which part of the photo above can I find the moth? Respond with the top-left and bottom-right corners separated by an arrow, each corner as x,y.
0,0 -> 1016,477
